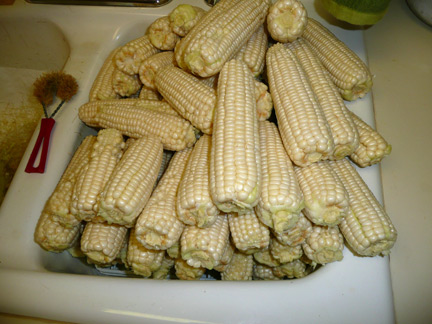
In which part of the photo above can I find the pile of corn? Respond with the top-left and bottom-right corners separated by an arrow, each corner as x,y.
34,0 -> 396,281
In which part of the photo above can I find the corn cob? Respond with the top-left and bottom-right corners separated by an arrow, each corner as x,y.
272,212 -> 312,246
155,66 -> 215,134
138,86 -> 161,101
89,47 -> 121,101
270,237 -> 303,264
349,112 -> 392,167
138,51 -> 176,90
302,225 -> 344,265
78,98 -> 197,151
253,248 -> 280,267
112,69 -> 141,97
210,59 -> 261,213
116,234 -> 129,266
287,38 -> 359,159
266,43 -> 334,167
134,147 -> 192,250
272,258 -> 310,279
114,35 -> 160,76
174,258 -> 205,280
221,250 -> 254,281
152,254 -> 175,279
254,80 -> 274,122
180,215 -> 230,270
127,228 -> 165,277
80,221 -> 128,264
234,25 -> 268,77
302,18 -> 373,101
169,4 -> 206,37
213,241 -> 235,272
267,0 -> 308,43
44,136 -> 96,228
34,211 -> 82,252
71,129 -> 125,221
97,136 -> 163,227
229,211 -> 270,254
147,16 -> 180,51
255,121 -> 304,233
329,158 -> 397,256
166,240 -> 180,259
253,263 -> 281,280
294,161 -> 349,226
175,0 -> 271,77
177,135 -> 219,227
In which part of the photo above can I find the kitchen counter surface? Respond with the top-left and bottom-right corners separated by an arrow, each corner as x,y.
363,0 -> 432,323
0,0 -> 431,323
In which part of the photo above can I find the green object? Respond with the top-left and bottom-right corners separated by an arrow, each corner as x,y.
319,0 -> 391,25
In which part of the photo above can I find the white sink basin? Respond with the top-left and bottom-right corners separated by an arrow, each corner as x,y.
0,1 -> 395,323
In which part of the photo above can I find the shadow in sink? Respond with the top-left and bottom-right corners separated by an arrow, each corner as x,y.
0,18 -> 70,205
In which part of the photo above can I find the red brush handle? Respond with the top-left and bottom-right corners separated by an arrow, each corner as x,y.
25,118 -> 56,174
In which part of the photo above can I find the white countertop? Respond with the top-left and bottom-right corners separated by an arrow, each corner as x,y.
0,0 -> 431,323
363,0 -> 432,323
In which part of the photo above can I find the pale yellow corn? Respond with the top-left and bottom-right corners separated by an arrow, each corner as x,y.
329,158 -> 397,256
139,86 -> 161,101
266,42 -> 334,167
288,38 -> 359,159
138,51 -> 175,90
235,25 -> 268,77
180,215 -> 230,270
155,66 -> 216,134
253,248 -> 280,267
127,228 -> 165,277
177,135 -> 219,228
97,136 -> 163,227
152,254 -> 175,279
210,59 -> 261,213
221,250 -> 254,281
272,258 -> 310,279
169,4 -> 206,37
272,212 -> 313,246
134,148 -> 192,250
71,129 -> 125,222
228,211 -> 270,254
302,18 -> 373,101
148,16 -> 180,51
34,211 -> 82,252
255,121 -> 304,233
174,258 -> 205,280
267,0 -> 308,43
213,241 -> 235,272
115,35 -> 160,76
89,47 -> 121,101
112,69 -> 141,97
80,221 -> 128,264
349,112 -> 392,167
175,0 -> 271,77
156,150 -> 174,184
294,161 -> 349,226
270,238 -> 303,264
166,240 -> 180,259
253,263 -> 281,280
78,98 -> 197,151
302,225 -> 344,265
254,80 -> 274,121
44,136 -> 96,228
116,235 -> 129,266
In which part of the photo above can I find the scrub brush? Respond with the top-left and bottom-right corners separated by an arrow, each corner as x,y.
25,71 -> 78,173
